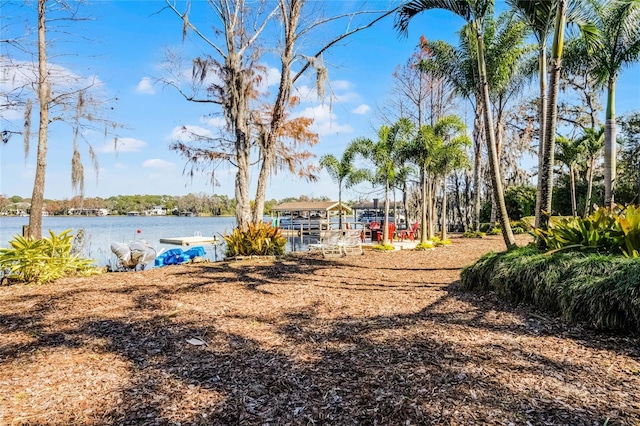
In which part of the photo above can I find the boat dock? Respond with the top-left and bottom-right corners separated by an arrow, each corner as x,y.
159,236 -> 219,246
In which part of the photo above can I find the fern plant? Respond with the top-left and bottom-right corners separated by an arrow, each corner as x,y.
0,230 -> 99,284
223,222 -> 286,257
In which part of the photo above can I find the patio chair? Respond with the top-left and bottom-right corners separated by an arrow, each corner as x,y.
319,229 -> 343,257
398,221 -> 419,241
340,229 -> 364,255
376,222 -> 396,243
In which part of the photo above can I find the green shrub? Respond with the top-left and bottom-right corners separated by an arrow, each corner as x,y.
0,230 -> 99,285
519,217 -> 535,230
460,246 -> 640,331
489,227 -> 502,235
479,223 -> 492,233
430,236 -> 451,246
223,222 -> 286,257
462,230 -> 486,238
534,205 -> 640,257
512,226 -> 525,235
372,243 -> 395,251
415,241 -> 434,250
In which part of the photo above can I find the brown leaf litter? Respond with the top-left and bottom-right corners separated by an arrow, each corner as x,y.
1,234 -> 638,425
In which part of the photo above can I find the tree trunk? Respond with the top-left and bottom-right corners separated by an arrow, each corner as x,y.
253,147 -> 273,223
440,178 -> 447,240
472,96 -> 483,231
253,0 -> 300,224
584,156 -> 595,216
428,179 -> 435,239
570,164 -> 577,217
534,45 -> 548,229
604,77 -> 617,208
28,0 -> 49,240
420,168 -> 428,242
383,179 -> 390,243
538,0 -> 566,245
454,173 -> 464,231
474,23 -> 515,248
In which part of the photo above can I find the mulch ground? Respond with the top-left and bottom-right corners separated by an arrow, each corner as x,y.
1,234 -> 639,425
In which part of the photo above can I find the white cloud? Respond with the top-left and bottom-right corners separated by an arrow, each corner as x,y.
331,80 -> 352,91
293,79 -> 360,104
256,66 -> 281,92
142,159 -> 175,170
167,125 -> 214,142
296,104 -> 353,136
97,137 -> 147,153
135,77 -> 155,95
293,85 -> 318,103
201,116 -> 227,128
0,55 -> 103,93
352,104 -> 371,115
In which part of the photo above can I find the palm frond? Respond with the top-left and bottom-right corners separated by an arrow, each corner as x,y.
396,0 -> 473,35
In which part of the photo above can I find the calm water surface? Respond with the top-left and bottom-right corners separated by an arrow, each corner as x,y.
0,215 -> 315,266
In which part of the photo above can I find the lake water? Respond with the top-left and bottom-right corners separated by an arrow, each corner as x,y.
0,215 -> 317,266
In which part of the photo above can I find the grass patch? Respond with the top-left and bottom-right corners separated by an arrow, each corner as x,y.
460,245 -> 640,331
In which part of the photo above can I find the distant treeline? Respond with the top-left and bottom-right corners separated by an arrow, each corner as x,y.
0,193 -> 335,217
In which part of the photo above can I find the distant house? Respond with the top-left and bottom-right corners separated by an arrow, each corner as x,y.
144,206 -> 167,216
68,208 -> 109,216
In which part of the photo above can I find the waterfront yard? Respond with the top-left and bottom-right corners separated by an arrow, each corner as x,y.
1,235 -> 639,425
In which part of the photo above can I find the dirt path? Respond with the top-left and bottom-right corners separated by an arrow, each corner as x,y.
1,235 -> 638,425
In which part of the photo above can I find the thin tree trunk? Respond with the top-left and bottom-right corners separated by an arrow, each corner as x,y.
584,156 -> 595,216
538,0 -> 566,244
383,179 -> 390,243
604,77 -> 617,208
440,178 -> 447,240
474,24 -> 515,248
454,173 -> 464,231
420,168 -> 428,242
473,97 -> 483,231
28,0 -> 49,240
570,164 -> 577,217
534,45 -> 548,229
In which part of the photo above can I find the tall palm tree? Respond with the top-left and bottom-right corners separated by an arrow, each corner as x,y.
397,0 -> 516,248
508,0 -> 556,230
350,118 -> 413,244
508,0 -> 597,230
588,0 -> 640,207
319,148 -> 370,229
420,38 -> 482,230
555,135 -> 584,216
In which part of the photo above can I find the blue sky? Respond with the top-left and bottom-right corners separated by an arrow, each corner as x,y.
1,1 -> 639,202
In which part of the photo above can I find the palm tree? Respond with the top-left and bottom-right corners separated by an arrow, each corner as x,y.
397,0 -> 516,248
508,0 -> 597,231
555,135 -> 584,217
350,118 -> 413,244
588,0 -> 640,207
431,118 -> 471,240
576,125 -> 605,215
319,149 -> 370,229
402,116 -> 469,242
420,38 -> 482,230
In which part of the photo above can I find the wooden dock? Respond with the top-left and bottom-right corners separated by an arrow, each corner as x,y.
159,236 -> 218,246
